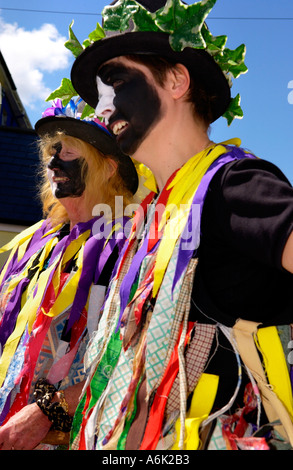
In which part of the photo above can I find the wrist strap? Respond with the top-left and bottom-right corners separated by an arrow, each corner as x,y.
34,378 -> 73,432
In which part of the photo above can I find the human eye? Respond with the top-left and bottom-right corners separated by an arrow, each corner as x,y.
66,152 -> 81,161
112,79 -> 124,90
61,148 -> 81,161
104,68 -> 126,89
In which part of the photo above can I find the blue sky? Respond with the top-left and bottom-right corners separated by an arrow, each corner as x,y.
1,0 -> 293,182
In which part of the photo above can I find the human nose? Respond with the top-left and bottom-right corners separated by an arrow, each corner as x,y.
48,154 -> 62,170
95,76 -> 116,124
95,95 -> 116,123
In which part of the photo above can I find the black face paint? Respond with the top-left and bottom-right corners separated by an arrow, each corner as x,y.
97,63 -> 163,155
47,144 -> 87,199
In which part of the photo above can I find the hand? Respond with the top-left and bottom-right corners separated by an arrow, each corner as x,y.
0,403 -> 52,450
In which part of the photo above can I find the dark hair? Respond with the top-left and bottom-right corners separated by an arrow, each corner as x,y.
125,54 -> 214,127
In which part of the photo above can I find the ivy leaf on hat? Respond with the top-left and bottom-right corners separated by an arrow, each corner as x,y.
223,94 -> 243,126
154,0 -> 217,51
103,0 -> 142,32
131,7 -> 161,32
82,23 -> 106,47
217,44 -> 248,79
46,78 -> 77,107
65,20 -> 106,57
64,20 -> 84,58
202,24 -> 227,55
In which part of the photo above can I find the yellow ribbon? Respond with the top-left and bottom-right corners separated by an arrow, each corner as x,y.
172,373 -> 219,450
153,139 -> 241,297
0,221 -> 46,286
257,326 -> 293,419
0,220 -> 45,255
43,244 -> 85,318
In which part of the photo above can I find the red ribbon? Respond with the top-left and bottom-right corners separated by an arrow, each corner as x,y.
139,322 -> 194,450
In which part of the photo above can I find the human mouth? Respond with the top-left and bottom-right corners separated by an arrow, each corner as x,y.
112,120 -> 129,136
53,176 -> 69,183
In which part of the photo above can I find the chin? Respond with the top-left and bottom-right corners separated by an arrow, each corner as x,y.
118,134 -> 144,157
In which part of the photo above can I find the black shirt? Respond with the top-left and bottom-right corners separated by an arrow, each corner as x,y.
189,157 -> 293,411
191,158 -> 293,327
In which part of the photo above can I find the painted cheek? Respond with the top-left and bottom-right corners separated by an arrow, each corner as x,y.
95,76 -> 116,124
116,79 -> 162,155
47,156 -> 86,199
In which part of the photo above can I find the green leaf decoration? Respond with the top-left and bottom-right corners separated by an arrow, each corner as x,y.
217,44 -> 248,78
155,0 -> 217,51
131,6 -> 161,32
82,23 -> 106,48
103,0 -> 141,32
46,78 -> 77,106
65,20 -> 105,55
202,23 -> 227,56
64,20 -> 83,58
46,20 -> 105,116
81,103 -> 95,119
223,94 -> 243,126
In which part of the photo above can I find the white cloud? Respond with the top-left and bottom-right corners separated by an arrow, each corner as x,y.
0,17 -> 71,109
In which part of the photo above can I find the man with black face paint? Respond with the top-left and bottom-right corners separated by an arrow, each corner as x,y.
67,0 -> 293,451
0,101 -> 139,450
96,64 -> 163,156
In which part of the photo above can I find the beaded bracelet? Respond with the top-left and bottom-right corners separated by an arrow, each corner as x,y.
34,378 -> 73,432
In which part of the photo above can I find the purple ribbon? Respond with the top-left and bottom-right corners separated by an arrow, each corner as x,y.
65,217 -> 128,334
0,220 -> 51,291
0,392 -> 11,424
0,277 -> 31,349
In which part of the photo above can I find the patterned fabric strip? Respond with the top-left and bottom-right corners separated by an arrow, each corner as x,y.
70,240 -> 137,449
166,323 -> 216,414
158,258 -> 198,385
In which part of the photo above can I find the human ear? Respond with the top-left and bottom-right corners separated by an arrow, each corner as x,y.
106,158 -> 118,179
168,63 -> 190,99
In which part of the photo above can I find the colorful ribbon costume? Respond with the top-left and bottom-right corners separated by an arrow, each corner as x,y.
0,215 -> 127,430
70,140 -> 289,450
62,0 -> 293,450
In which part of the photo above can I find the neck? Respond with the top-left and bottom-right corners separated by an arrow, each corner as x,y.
132,104 -> 212,191
60,195 -> 93,230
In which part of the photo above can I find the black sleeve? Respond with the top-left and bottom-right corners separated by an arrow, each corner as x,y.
208,158 -> 293,270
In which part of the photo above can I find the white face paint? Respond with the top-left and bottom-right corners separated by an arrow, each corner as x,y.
47,168 -> 58,196
95,76 -> 116,125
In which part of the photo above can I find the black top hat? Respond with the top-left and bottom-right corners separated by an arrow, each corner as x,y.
35,115 -> 139,195
71,0 -> 231,123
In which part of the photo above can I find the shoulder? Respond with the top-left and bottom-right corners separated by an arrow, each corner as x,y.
202,152 -> 293,268
210,155 -> 292,193
206,154 -> 293,214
